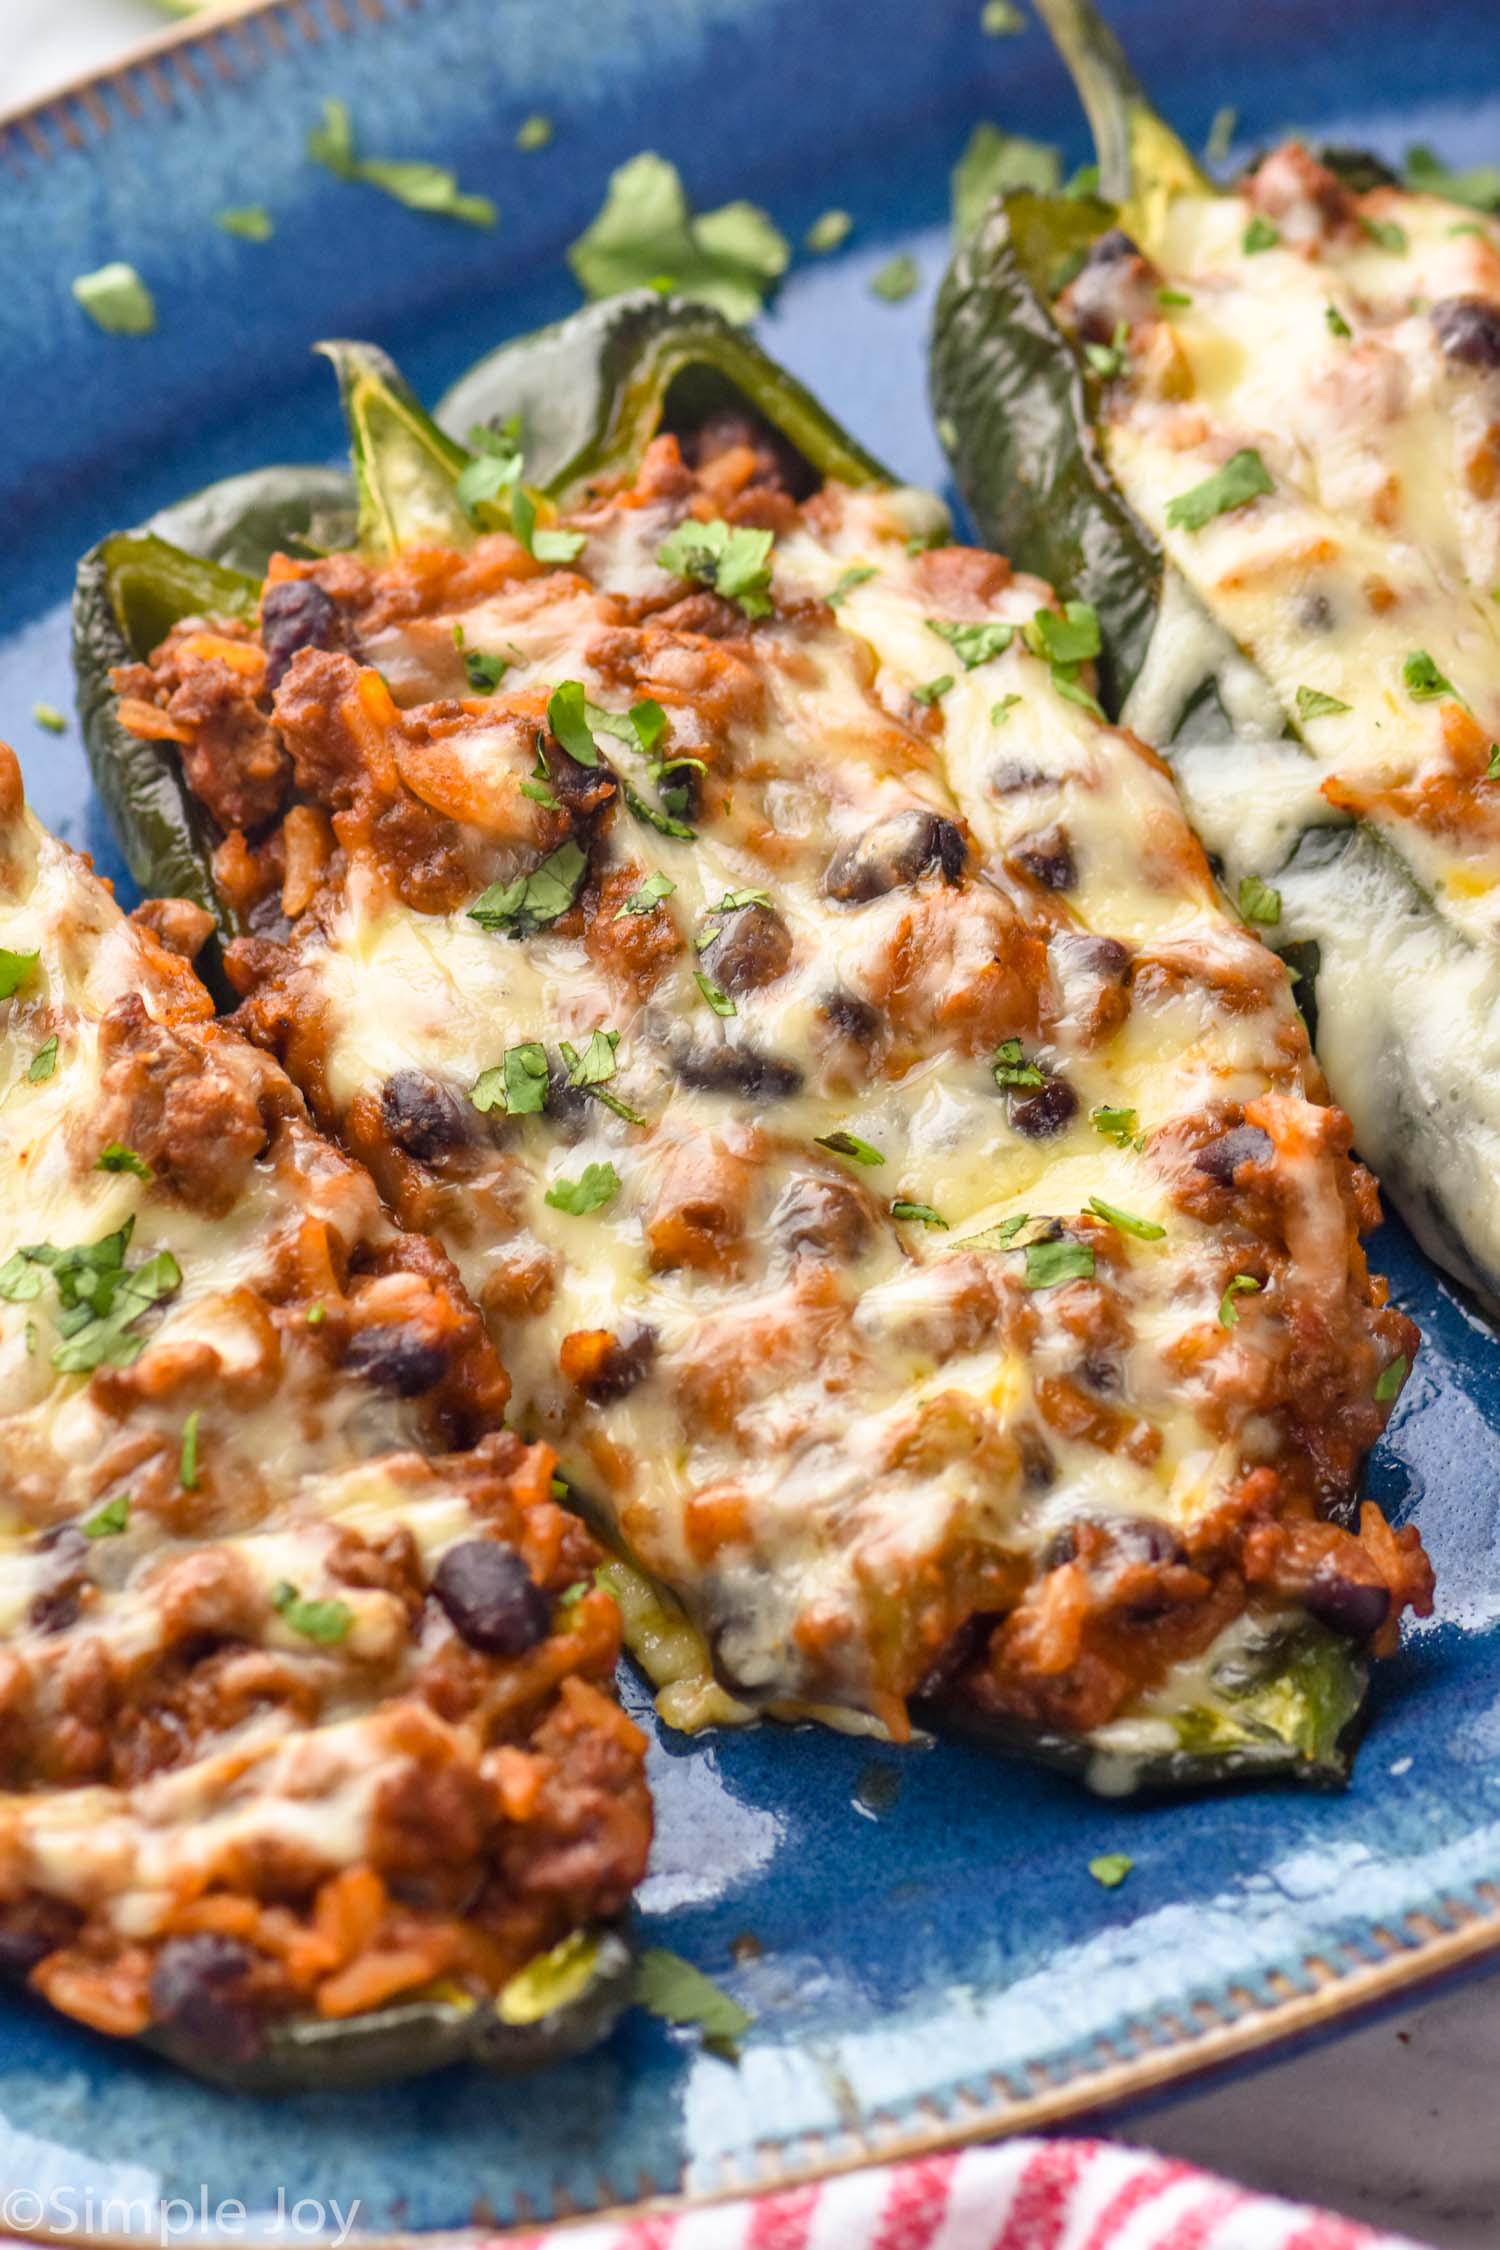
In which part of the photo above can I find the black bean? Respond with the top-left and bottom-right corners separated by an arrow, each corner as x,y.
820,989 -> 881,1042
432,1539 -> 549,1655
1077,1353 -> 1121,1396
1018,1425 -> 1057,1491
0,1902 -> 77,1980
991,760 -> 1049,795
824,810 -> 966,903
573,1323 -> 658,1404
775,1176 -> 872,1260
700,903 -> 792,994
1053,932 -> 1131,982
1008,1077 -> 1078,1138
261,580 -> 340,692
1015,825 -> 1077,891
1432,296 -> 1500,371
677,1043 -> 804,1100
1302,1560 -> 1391,1643
1298,592 -> 1335,633
1069,228 -> 1151,343
1047,1513 -> 1186,1571
30,1529 -> 88,1636
150,1935 -> 265,2066
380,1070 -> 470,1162
1194,1123 -> 1274,1185
344,1326 -> 450,1396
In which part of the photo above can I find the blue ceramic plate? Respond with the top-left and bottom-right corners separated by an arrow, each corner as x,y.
2,0 -> 1500,2233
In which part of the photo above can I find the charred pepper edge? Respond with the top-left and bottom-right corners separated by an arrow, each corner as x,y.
74,295 -> 1375,1795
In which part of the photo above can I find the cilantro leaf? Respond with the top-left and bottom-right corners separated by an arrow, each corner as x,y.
179,1409 -> 201,1492
1402,650 -> 1456,702
547,680 -> 601,767
623,780 -> 696,841
27,1036 -> 58,1085
469,841 -> 588,937
456,423 -> 523,524
1403,144 -> 1500,212
1295,685 -> 1352,722
1238,874 -> 1282,926
815,1130 -> 885,1166
545,1161 -> 620,1216
927,617 -> 1015,668
464,649 -> 508,695
51,1247 -> 183,1374
911,674 -> 955,707
693,970 -> 736,1018
83,1492 -> 131,1540
993,1037 -> 1044,1089
1024,601 -> 1100,667
657,518 -> 774,618
805,209 -> 853,254
1090,1104 -> 1138,1147
32,704 -> 67,735
615,871 -> 676,919
1023,1239 -> 1095,1289
566,152 -> 788,324
472,1042 -> 550,1117
97,1143 -> 153,1182
1218,1273 -> 1260,1328
952,124 -> 1060,240
515,114 -> 554,153
0,950 -> 38,999
308,98 -> 496,226
510,486 -> 586,564
1242,215 -> 1280,254
1084,318 -> 1131,380
1361,215 -> 1408,253
1325,303 -> 1352,340
991,694 -> 1022,724
272,1580 -> 354,1644
1158,286 -> 1193,308
559,1031 -> 645,1124
1087,1195 -> 1165,1242
891,1199 -> 948,1228
870,252 -> 920,302
634,1948 -> 752,2050
71,263 -> 157,335
216,206 -> 275,242
1165,449 -> 1274,532
1088,1853 -> 1133,1889
827,565 -> 877,608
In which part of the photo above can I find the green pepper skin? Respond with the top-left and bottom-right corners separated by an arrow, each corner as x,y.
74,301 -> 1374,1799
144,1927 -> 634,2094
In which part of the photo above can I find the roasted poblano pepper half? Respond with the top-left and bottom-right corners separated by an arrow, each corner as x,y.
933,0 -> 1500,1313
77,292 -> 1372,1794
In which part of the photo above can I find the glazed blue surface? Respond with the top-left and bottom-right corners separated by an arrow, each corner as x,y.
1,0 -> 1499,2230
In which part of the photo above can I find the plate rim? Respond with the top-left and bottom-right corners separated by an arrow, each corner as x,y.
0,0 -> 1494,2227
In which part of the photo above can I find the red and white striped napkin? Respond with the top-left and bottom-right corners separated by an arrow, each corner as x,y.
496,2138 -> 1428,2250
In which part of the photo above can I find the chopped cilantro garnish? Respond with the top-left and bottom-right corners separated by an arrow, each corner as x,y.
566,151 -> 788,323
1087,1195 -> 1165,1242
1157,286 -> 1193,308
472,1042 -> 550,1117
272,1580 -> 354,1644
511,486 -> 586,564
911,674 -> 955,707
545,1161 -> 620,1216
623,779 -> 696,841
657,518 -> 774,618
991,694 -> 1022,725
547,679 -> 602,766
72,262 -> 157,335
520,743 -> 560,809
469,841 -> 588,937
1090,1104 -> 1138,1147
693,970 -> 737,1018
32,704 -> 67,735
1205,105 -> 1237,165
1402,650 -> 1456,702
870,252 -> 920,302
307,98 -> 496,225
1218,1273 -> 1260,1329
1295,686 -> 1352,722
216,206 -> 275,241
0,949 -> 39,999
1024,1239 -> 1095,1289
1165,449 -> 1274,532
179,1409 -> 201,1492
515,114 -> 554,152
83,1493 -> 131,1540
1238,874 -> 1282,926
1375,1353 -> 1409,1404
456,421 -> 523,524
891,1199 -> 948,1228
634,1948 -> 752,2051
1325,302 -> 1352,340
1084,318 -> 1131,379
27,1036 -> 58,1084
616,871 -> 676,918
994,1213 -> 1030,1245
588,697 -> 670,762
306,1303 -> 327,1328
1088,1853 -> 1133,1889
927,617 -> 1015,668
827,564 -> 877,607
1241,215 -> 1280,254
1404,144 -> 1500,211
1024,602 -> 1100,667
981,0 -> 1026,31
815,1130 -> 885,1167
97,1143 -> 153,1182
463,648 -> 507,694
993,1037 -> 1044,1090
559,1031 -> 645,1124
0,1220 -> 183,1375
1487,745 -> 1500,781
805,209 -> 853,254
1360,215 -> 1408,253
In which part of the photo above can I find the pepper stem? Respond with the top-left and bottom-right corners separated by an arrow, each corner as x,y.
1031,0 -> 1212,247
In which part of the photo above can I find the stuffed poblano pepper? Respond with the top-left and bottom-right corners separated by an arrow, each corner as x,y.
0,737 -> 647,2087
75,294 -> 1431,1794
933,0 -> 1500,1312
